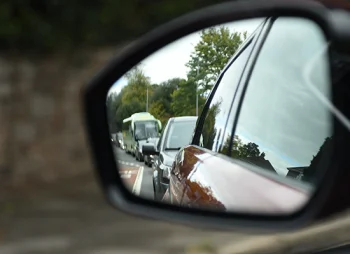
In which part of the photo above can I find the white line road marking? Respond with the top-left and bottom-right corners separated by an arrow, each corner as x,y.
118,160 -> 142,168
132,166 -> 144,196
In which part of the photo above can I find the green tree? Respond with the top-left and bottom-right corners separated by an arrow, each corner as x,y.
149,101 -> 169,126
186,26 -> 247,94
201,101 -> 222,149
1,0 -> 230,53
149,78 -> 182,125
106,66 -> 153,131
106,92 -> 119,132
122,65 -> 152,105
221,134 -> 267,161
221,135 -> 243,157
238,142 -> 262,158
116,100 -> 144,126
107,87 -> 126,132
170,26 -> 247,118
170,79 -> 206,116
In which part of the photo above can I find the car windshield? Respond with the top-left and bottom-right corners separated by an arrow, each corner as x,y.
134,121 -> 159,140
165,120 -> 197,150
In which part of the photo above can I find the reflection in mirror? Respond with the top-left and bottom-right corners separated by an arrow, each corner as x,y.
106,16 -> 333,215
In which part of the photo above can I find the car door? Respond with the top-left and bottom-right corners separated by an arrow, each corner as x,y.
152,120 -> 167,192
180,16 -> 331,213
228,16 -> 332,188
169,19 -> 268,208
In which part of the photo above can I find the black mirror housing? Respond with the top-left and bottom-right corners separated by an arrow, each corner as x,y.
142,144 -> 159,156
83,0 -> 350,233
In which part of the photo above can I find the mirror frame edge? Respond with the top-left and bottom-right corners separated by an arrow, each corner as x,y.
83,0 -> 342,232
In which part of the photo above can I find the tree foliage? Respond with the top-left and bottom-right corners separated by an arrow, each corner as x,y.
238,142 -> 262,158
107,24 -> 248,143
122,66 -> 151,105
170,79 -> 206,117
106,92 -> 119,131
107,67 -> 151,132
1,0 -> 229,54
149,78 -> 182,126
186,27 -> 247,93
201,101 -> 222,150
167,26 -> 248,121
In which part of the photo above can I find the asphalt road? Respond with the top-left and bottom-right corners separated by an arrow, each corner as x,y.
114,146 -> 154,200
0,168 -> 250,254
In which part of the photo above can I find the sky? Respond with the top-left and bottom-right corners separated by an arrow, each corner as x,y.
108,18 -> 264,95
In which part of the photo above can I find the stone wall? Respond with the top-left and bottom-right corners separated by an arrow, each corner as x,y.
0,47 -> 125,186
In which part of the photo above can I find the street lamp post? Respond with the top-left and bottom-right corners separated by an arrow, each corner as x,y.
196,68 -> 199,116
196,85 -> 198,116
146,85 -> 149,112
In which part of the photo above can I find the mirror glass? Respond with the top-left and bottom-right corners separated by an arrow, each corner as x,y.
106,16 -> 333,215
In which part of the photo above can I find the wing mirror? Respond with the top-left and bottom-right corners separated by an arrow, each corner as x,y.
84,0 -> 350,232
142,144 -> 159,156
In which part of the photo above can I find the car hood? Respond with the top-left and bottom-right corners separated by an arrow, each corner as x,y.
172,146 -> 311,214
137,140 -> 149,146
146,137 -> 159,145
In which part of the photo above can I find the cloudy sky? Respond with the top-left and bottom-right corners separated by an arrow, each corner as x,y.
108,18 -> 264,95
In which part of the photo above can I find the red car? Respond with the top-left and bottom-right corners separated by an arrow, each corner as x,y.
167,146 -> 310,213
166,16 -> 332,214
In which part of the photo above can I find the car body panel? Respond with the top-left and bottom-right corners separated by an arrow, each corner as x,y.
168,16 -> 312,214
153,116 -> 198,200
170,146 -> 310,213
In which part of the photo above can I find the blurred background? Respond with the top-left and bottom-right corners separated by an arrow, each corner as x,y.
0,1 -> 349,253
0,1 -> 255,253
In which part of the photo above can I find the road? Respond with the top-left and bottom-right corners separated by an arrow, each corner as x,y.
0,170 -> 251,254
114,146 -> 154,200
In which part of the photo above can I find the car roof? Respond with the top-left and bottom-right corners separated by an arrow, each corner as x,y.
170,116 -> 198,122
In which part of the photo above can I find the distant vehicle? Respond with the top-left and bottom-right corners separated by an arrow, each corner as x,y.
117,132 -> 124,149
110,133 -> 118,147
143,116 -> 199,201
122,112 -> 162,161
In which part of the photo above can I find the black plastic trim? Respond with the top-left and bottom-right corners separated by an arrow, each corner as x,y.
83,0 -> 341,232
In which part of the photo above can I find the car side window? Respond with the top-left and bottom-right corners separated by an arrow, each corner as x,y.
157,124 -> 166,152
201,40 -> 254,153
231,17 -> 332,185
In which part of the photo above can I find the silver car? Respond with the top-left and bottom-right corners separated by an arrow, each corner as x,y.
150,116 -> 198,201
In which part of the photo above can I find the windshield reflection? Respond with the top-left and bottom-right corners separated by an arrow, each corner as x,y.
165,121 -> 197,149
135,121 -> 159,140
